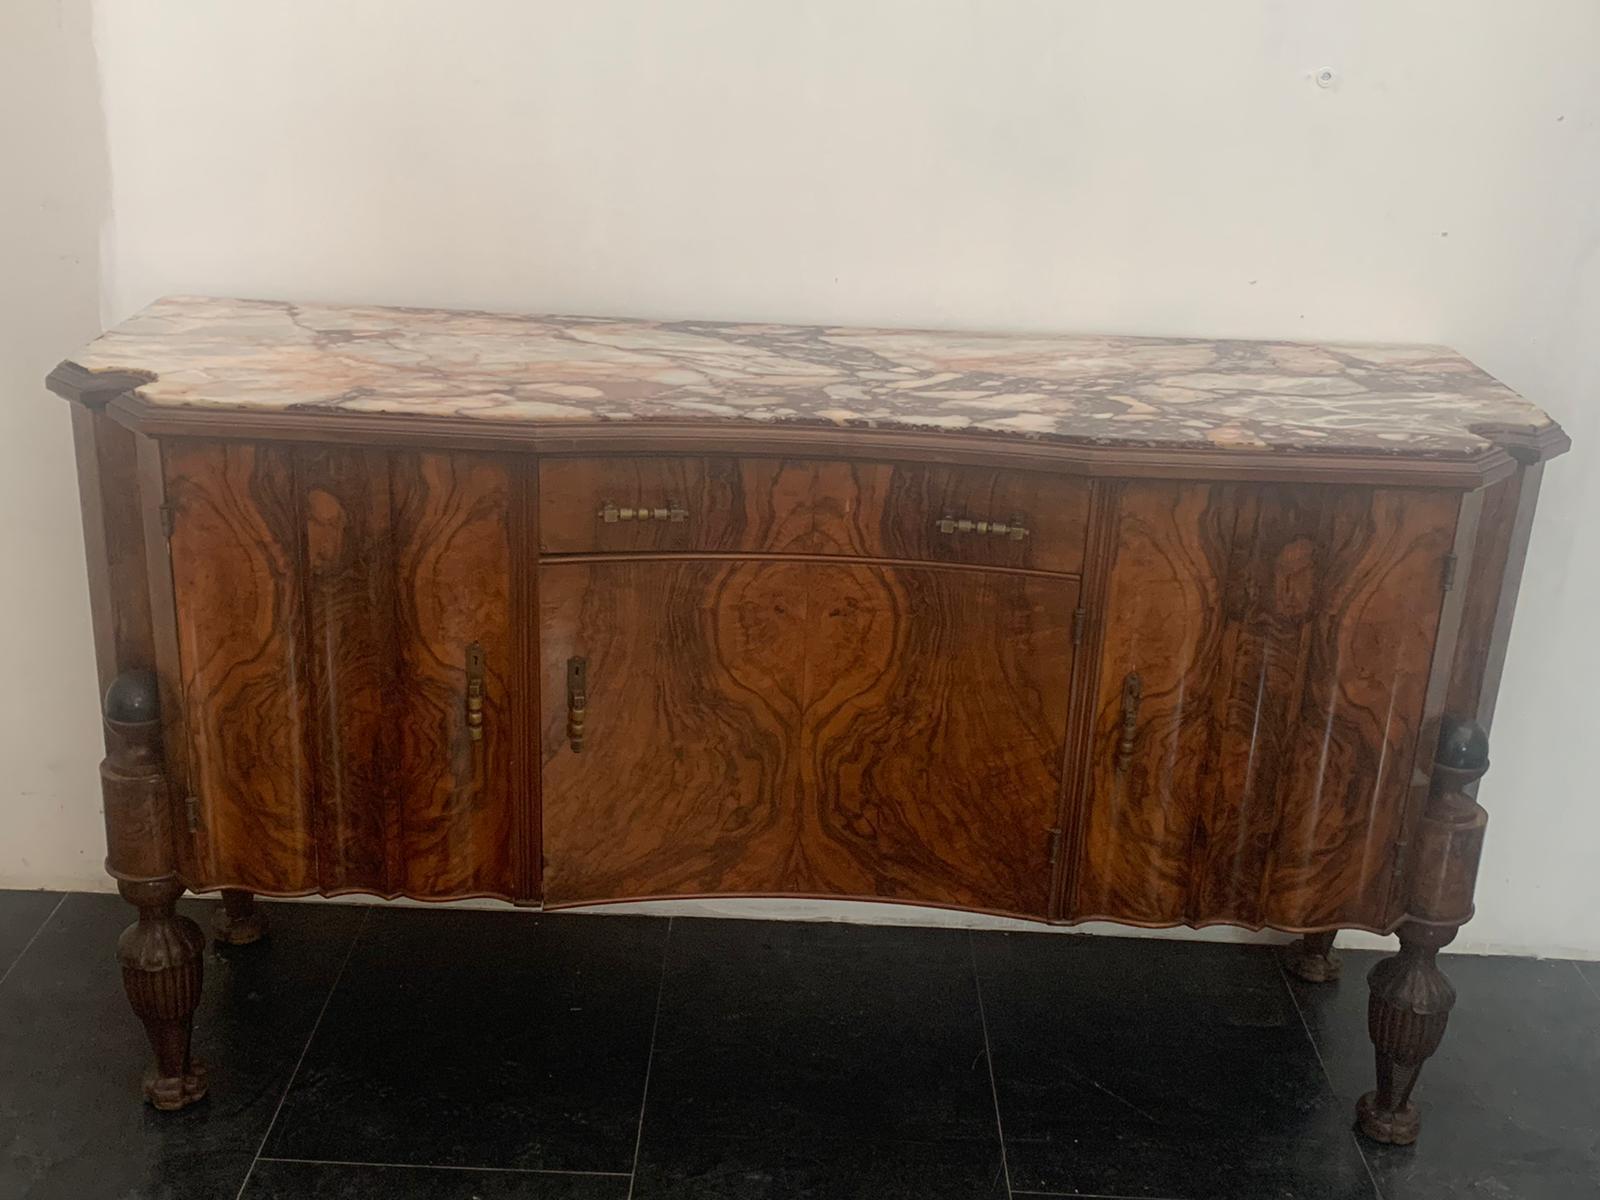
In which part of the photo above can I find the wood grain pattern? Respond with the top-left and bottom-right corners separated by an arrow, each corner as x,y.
539,559 -> 1074,916
541,455 -> 1087,574
389,452 -> 518,898
1071,482 -> 1457,929
164,445 -> 522,899
164,442 -> 316,893
301,446 -> 401,893
539,560 -> 807,903
802,565 -> 1075,915
539,456 -> 813,554
810,460 -> 1089,574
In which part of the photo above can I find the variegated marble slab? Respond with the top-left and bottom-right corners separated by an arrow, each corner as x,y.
63,295 -> 1560,458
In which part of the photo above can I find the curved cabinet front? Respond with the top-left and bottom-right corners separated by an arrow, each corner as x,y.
154,442 -> 1467,934
537,557 -> 1078,917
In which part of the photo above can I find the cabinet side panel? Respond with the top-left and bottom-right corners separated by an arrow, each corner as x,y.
164,441 -> 317,891
300,446 -> 401,893
70,406 -> 156,697
390,452 -> 517,898
1446,465 -> 1544,728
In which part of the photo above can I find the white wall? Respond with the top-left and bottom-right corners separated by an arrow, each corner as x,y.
4,1 -> 1595,956
0,0 -> 115,891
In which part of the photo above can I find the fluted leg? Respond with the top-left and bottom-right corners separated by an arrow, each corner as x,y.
118,876 -> 207,1111
213,888 -> 269,946
1357,921 -> 1456,1145
1282,930 -> 1341,983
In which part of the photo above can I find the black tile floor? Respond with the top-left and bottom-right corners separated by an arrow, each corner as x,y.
0,891 -> 1596,1200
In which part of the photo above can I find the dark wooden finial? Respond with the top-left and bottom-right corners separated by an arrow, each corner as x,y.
104,668 -> 160,726
1436,716 -> 1488,773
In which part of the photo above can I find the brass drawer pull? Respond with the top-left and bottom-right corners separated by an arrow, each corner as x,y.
466,643 -> 485,743
567,656 -> 588,752
1116,671 -> 1142,772
599,501 -> 689,524
935,514 -> 1029,541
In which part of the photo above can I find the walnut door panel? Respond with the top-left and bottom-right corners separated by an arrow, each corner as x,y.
802,565 -> 1076,916
810,461 -> 1089,574
1070,482 -> 1459,929
539,559 -> 1076,917
165,443 -> 317,893
539,457 -> 813,554
164,443 -> 523,900
386,452 -> 519,898
538,560 -> 809,904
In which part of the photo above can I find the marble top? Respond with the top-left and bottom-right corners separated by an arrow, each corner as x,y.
62,295 -> 1561,460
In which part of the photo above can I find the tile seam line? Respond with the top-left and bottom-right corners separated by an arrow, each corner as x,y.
0,891 -> 67,991
234,903 -> 373,1200
969,930 -> 1015,1200
256,1155 -> 631,1178
625,914 -> 674,1200
1274,949 -> 1385,1200
1573,960 -> 1600,1007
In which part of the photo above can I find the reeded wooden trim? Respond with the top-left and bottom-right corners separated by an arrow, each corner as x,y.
512,459 -> 541,901
85,388 -> 1564,488
1052,479 -> 1122,919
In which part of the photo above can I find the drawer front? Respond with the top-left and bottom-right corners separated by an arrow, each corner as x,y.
539,457 -> 814,554
812,461 -> 1090,575
540,455 -> 1089,574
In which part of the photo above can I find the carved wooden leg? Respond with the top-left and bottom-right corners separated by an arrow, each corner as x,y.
118,876 -> 207,1110
101,669 -> 207,1110
1283,930 -> 1341,983
213,889 -> 269,946
1355,715 -> 1489,1146
1357,922 -> 1455,1144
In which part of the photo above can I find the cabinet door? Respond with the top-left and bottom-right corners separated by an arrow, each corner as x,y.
540,560 -> 1076,916
802,565 -> 1077,916
166,443 -> 523,900
538,560 -> 808,904
1071,482 -> 1458,929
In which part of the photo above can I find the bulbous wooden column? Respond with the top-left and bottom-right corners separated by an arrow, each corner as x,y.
1357,717 -> 1489,1145
103,670 -> 208,1111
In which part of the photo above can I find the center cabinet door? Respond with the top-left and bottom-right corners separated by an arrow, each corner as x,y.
539,560 -> 1077,917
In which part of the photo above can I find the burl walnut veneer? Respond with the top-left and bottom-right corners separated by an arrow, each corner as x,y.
50,297 -> 1568,1143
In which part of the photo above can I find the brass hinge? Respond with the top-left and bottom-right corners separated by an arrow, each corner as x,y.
1072,607 -> 1086,646
184,795 -> 201,834
158,503 -> 176,539
1047,826 -> 1063,866
1442,553 -> 1458,592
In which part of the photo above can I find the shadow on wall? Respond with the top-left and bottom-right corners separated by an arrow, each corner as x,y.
0,0 -> 116,889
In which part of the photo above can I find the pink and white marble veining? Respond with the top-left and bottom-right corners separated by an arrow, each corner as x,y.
65,296 -> 1559,458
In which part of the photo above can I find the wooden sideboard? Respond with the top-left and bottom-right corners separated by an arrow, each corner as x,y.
50,297 -> 1568,1144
